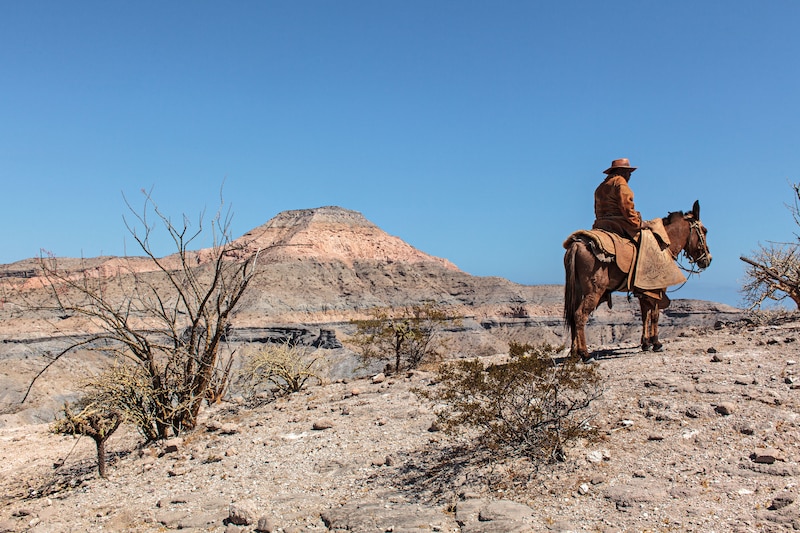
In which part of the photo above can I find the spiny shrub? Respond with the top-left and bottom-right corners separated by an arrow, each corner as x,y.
52,400 -> 122,478
349,302 -> 458,374
238,341 -> 321,400
418,343 -> 602,464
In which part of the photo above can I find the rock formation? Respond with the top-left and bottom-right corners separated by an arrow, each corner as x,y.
0,205 -> 741,426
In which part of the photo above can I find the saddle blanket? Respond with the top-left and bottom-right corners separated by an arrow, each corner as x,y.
564,218 -> 685,292
563,229 -> 635,275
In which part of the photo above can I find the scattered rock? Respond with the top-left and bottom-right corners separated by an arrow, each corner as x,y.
371,372 -> 386,384
715,402 -> 736,416
7,313 -> 800,532
586,450 -> 609,463
162,438 -> 183,454
167,465 -> 190,477
219,423 -> 239,435
322,501 -> 457,532
227,501 -> 256,526
312,418 -> 334,430
455,499 -> 534,532
769,492 -> 796,511
604,481 -> 665,510
685,405 -> 706,419
255,516 -> 275,532
477,499 -> 534,522
156,509 -> 191,529
751,448 -> 784,464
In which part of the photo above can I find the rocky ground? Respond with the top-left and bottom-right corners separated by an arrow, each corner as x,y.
3,314 -> 800,533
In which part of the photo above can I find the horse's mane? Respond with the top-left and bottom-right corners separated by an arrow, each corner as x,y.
663,210 -> 686,225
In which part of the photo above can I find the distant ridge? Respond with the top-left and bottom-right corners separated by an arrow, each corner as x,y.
0,206 -> 459,282
234,206 -> 460,270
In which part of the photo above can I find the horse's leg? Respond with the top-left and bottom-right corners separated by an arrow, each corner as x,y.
651,307 -> 663,352
575,287 -> 603,361
565,242 -> 615,362
639,296 -> 656,351
651,295 -> 667,352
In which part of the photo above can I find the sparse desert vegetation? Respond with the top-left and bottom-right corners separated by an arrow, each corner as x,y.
1,205 -> 776,532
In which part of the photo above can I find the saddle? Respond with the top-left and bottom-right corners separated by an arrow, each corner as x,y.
564,218 -> 686,298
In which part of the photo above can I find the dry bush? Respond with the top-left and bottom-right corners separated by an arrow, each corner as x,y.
740,183 -> 800,310
26,188 -> 258,440
349,302 -> 459,373
52,399 -> 122,478
418,343 -> 602,464
237,342 -> 321,400
75,362 -> 165,441
741,243 -> 800,309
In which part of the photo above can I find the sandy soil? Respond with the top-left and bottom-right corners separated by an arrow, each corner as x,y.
2,316 -> 800,533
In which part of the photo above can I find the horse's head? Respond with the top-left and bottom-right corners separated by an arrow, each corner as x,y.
681,200 -> 712,270
664,201 -> 712,270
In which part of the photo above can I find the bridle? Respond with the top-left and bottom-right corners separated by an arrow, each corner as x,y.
678,217 -> 710,274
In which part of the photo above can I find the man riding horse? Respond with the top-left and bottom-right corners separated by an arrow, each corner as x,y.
591,158 -> 647,309
593,158 -> 641,241
563,157 -> 712,360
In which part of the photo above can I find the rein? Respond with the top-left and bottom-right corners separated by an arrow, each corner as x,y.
674,218 -> 709,270
667,217 -> 709,293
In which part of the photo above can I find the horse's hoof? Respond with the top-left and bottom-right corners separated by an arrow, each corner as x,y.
652,343 -> 664,352
641,344 -> 651,352
582,356 -> 597,364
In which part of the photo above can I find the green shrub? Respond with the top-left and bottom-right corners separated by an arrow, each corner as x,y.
419,343 -> 602,464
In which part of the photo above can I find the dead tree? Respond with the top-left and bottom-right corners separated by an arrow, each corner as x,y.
26,188 -> 259,440
740,248 -> 800,309
739,183 -> 800,310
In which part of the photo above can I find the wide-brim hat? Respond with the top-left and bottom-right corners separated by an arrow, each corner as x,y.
603,158 -> 637,174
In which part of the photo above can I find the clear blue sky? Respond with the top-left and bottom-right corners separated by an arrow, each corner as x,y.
2,1 -> 799,308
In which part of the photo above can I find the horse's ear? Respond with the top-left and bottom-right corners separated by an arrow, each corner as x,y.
692,200 -> 700,219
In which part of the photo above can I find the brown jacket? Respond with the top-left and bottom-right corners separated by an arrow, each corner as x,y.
592,174 -> 642,239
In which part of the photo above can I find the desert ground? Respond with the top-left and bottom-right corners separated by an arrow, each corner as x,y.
2,312 -> 800,533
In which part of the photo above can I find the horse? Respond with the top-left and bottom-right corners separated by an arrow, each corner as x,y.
563,200 -> 711,361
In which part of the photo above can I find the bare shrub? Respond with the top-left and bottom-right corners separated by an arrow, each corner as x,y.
349,302 -> 459,374
52,399 -> 122,478
740,183 -> 800,309
741,244 -> 800,309
26,188 -> 258,440
76,362 -> 164,441
237,341 -> 321,400
418,343 -> 602,464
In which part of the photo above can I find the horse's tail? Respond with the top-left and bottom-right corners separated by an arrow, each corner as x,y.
563,241 -> 582,337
